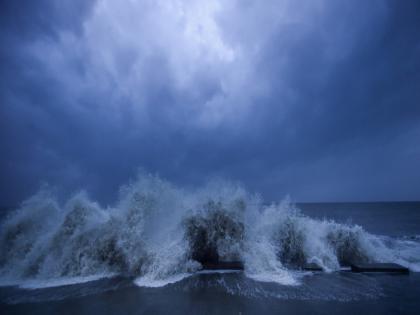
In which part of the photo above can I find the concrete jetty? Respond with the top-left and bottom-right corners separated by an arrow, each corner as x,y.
350,263 -> 409,273
303,263 -> 323,271
199,260 -> 409,274
201,261 -> 244,270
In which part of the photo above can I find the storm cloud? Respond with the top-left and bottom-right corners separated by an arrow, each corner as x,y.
1,0 -> 419,205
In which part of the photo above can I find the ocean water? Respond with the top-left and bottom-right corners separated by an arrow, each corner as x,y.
0,175 -> 419,314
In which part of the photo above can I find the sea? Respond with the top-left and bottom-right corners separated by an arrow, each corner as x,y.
0,176 -> 419,314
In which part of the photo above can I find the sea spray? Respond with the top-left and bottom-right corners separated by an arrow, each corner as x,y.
0,174 -> 419,288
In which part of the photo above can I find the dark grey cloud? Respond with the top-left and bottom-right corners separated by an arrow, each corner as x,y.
1,0 -> 419,206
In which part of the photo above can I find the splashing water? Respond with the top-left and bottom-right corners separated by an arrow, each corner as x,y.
0,174 -> 419,288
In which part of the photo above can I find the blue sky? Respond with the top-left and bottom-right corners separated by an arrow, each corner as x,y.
1,0 -> 419,205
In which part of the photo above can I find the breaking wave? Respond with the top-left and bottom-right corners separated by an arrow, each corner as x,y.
1,174 -> 419,288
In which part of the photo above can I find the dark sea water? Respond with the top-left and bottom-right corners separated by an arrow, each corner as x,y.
298,202 -> 420,237
1,201 -> 420,315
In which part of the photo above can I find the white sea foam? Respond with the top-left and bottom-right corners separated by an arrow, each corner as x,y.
134,273 -> 192,288
19,273 -> 117,289
0,173 -> 419,288
0,273 -> 116,289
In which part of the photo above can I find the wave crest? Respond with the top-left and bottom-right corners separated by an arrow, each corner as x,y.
1,174 -> 419,287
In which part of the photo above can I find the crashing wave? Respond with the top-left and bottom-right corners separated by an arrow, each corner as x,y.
0,174 -> 419,287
